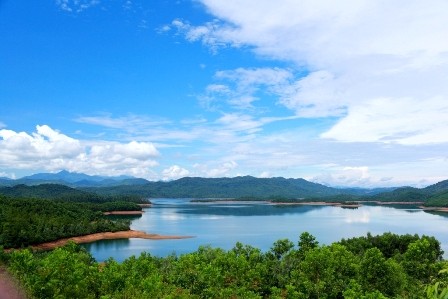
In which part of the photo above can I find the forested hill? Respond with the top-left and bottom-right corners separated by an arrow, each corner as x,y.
85,176 -> 385,198
365,179 -> 448,206
0,184 -> 145,203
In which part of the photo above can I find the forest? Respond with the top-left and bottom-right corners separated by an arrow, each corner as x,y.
1,232 -> 448,298
0,195 -> 141,248
3,177 -> 448,207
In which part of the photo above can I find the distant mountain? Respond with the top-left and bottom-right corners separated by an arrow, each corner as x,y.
85,176 -> 370,199
23,170 -> 134,183
368,179 -> 448,205
336,187 -> 397,196
0,177 -> 13,186
6,170 -> 149,187
4,171 -> 448,203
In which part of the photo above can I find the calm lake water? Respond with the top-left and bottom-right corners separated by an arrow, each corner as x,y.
83,199 -> 448,262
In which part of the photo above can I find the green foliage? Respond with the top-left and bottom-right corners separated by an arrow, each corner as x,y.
339,232 -> 443,260
425,267 -> 448,299
3,232 -> 445,299
368,186 -> 429,202
0,195 -> 131,248
0,183 -> 147,203
298,231 -> 319,255
402,238 -> 440,282
425,191 -> 448,207
86,176 -> 346,199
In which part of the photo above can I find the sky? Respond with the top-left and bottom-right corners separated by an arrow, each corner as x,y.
0,0 -> 447,187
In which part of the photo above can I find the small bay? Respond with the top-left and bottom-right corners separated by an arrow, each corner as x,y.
83,199 -> 448,262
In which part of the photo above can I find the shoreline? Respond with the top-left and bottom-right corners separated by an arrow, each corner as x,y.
419,206 -> 448,213
103,210 -> 144,215
138,203 -> 152,208
29,230 -> 194,251
272,201 -> 362,208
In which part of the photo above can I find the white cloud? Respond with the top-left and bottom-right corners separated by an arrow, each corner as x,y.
0,125 -> 82,159
313,166 -> 371,187
259,171 -> 271,178
69,111 -> 448,186
76,114 -> 170,131
162,165 -> 190,181
193,160 -> 238,177
0,122 -> 6,129
0,171 -> 15,179
321,96 -> 448,145
55,0 -> 100,13
0,125 -> 159,179
202,67 -> 293,110
182,0 -> 448,145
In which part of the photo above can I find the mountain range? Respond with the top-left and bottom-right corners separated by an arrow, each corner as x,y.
0,170 -> 396,198
0,170 -> 148,187
1,171 -> 447,205
0,170 -> 395,198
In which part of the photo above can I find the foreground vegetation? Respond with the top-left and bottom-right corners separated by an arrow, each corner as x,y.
0,195 -> 141,248
1,232 -> 448,298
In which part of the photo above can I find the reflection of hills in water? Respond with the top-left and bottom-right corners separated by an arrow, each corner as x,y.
340,206 -> 359,210
424,211 -> 448,218
174,203 -> 327,217
82,238 -> 131,252
151,200 -> 434,217
104,214 -> 143,221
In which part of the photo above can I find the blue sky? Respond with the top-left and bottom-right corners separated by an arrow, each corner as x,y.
1,0 -> 447,187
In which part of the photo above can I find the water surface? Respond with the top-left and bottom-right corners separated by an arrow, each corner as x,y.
83,199 -> 448,262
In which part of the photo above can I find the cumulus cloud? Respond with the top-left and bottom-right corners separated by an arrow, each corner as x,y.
162,165 -> 190,181
313,166 -> 371,187
193,161 -> 238,177
181,0 -> 448,145
321,96 -> 448,145
0,125 -> 159,179
0,125 -> 82,160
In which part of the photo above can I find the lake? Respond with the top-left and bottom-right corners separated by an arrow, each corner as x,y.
83,199 -> 448,262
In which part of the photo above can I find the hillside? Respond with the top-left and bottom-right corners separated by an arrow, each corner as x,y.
366,179 -> 448,206
84,176 -> 351,199
368,187 -> 429,202
424,190 -> 448,207
0,184 -> 145,203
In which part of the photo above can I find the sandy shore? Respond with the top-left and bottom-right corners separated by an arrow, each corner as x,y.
272,201 -> 362,208
103,211 -> 144,215
30,230 -> 193,251
138,203 -> 152,207
368,201 -> 424,205
419,206 -> 448,213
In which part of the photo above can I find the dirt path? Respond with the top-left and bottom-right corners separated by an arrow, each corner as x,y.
0,267 -> 27,299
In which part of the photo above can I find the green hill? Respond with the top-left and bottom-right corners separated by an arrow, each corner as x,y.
424,190 -> 448,207
85,176 -> 346,199
0,184 -> 144,203
368,187 -> 429,202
